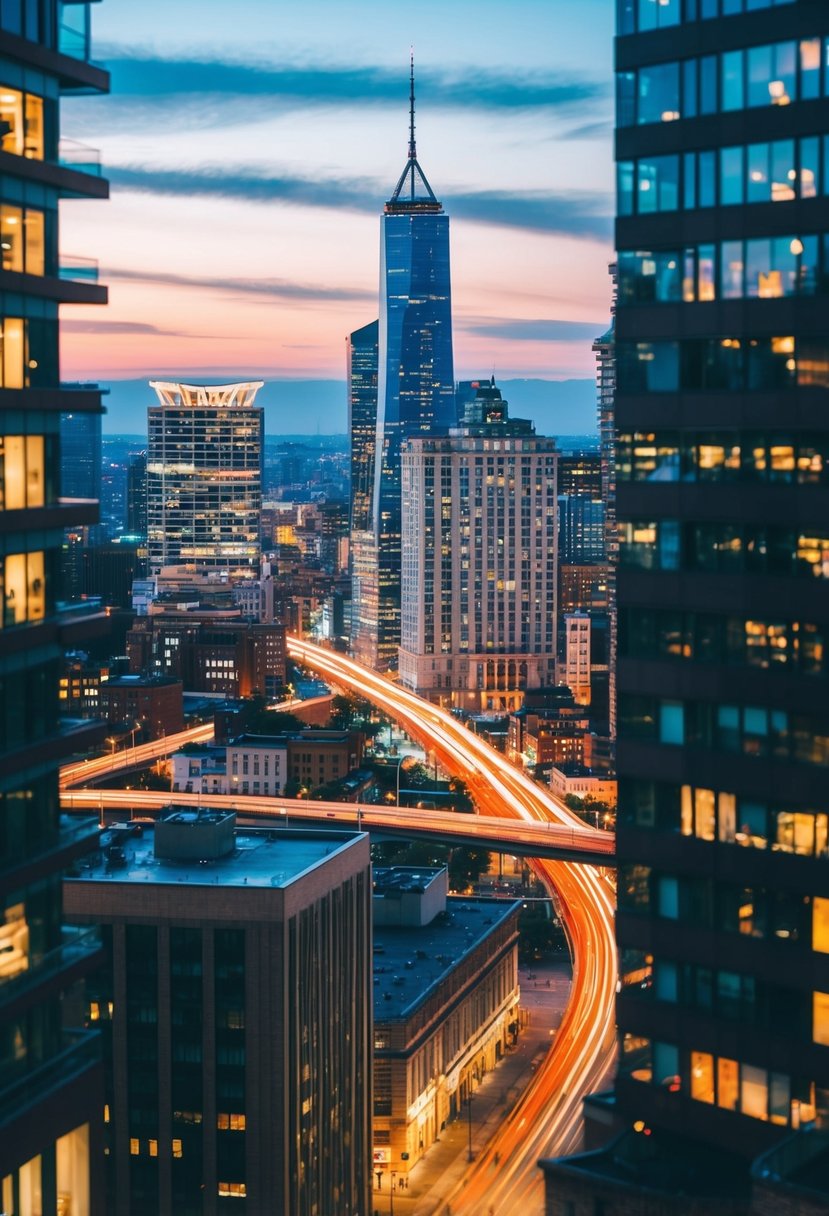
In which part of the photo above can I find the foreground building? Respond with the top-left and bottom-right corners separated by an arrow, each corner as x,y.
65,811 -> 373,1216
399,381 -> 557,710
0,5 -> 111,1211
147,381 -> 264,576
544,1 -> 829,1211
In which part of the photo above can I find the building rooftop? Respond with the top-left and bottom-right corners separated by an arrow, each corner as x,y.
70,821 -> 362,890
373,894 -> 520,1020
541,1127 -> 750,1202
102,674 -> 181,689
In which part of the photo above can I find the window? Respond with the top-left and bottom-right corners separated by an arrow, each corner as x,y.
217,1182 -> 246,1198
691,1052 -> 714,1104
638,61 -> 680,125
741,1065 -> 768,1120
717,1057 -> 739,1111
814,898 -> 829,953
0,86 -> 44,160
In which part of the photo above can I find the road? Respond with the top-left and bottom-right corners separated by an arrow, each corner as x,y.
59,694 -> 333,790
59,788 -> 613,864
61,641 -> 617,1213
284,638 -> 617,1216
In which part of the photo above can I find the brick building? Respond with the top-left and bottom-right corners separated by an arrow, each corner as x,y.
98,674 -> 184,740
126,610 -> 286,698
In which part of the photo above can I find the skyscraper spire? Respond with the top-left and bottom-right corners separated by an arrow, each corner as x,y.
408,48 -> 416,162
387,53 -> 441,211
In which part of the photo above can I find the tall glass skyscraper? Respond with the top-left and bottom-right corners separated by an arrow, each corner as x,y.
360,61 -> 454,671
544,2 -> 829,1212
0,3 -> 110,1210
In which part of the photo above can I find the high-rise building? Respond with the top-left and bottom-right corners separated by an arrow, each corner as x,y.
0,3 -> 110,1210
347,320 -> 378,538
126,451 -> 147,538
563,611 -> 592,707
146,382 -> 264,575
557,494 -> 606,564
544,2 -> 829,1211
594,273 -> 617,742
60,410 -> 102,517
356,60 -> 455,671
64,812 -> 373,1215
399,381 -> 557,710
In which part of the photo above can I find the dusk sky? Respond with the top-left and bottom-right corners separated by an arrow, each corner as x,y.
60,0 -> 614,391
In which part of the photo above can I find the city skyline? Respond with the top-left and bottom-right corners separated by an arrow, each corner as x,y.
59,0 -> 614,397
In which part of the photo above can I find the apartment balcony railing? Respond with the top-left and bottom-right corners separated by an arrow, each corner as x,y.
0,1028 -> 100,1130
59,254 -> 99,283
57,138 -> 102,176
0,925 -> 101,1010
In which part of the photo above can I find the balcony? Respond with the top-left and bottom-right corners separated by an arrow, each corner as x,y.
59,254 -> 98,283
0,814 -> 102,894
0,1028 -> 100,1132
58,137 -> 102,177
0,925 -> 102,1014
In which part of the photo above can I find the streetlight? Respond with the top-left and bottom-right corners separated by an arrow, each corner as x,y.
466,1090 -> 474,1161
106,735 -> 117,755
395,754 -> 407,806
389,1170 -> 397,1215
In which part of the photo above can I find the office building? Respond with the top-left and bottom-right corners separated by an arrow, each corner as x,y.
0,4 -> 110,1211
399,382 -> 557,711
558,451 -> 603,499
146,381 -> 264,575
347,319 -> 378,539
126,451 -> 147,538
60,410 -> 102,540
354,62 -> 455,671
543,2 -> 829,1212
97,674 -> 184,740
64,812 -> 373,1216
372,868 -> 520,1179
126,610 -> 286,700
558,494 -> 606,565
563,611 -> 592,707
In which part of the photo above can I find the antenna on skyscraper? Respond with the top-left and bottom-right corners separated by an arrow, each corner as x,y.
408,48 -> 416,196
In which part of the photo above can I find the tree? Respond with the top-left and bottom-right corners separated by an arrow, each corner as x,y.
448,847 -> 491,890
518,903 -> 567,961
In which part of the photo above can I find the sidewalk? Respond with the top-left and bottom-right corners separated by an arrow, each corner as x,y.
371,958 -> 572,1216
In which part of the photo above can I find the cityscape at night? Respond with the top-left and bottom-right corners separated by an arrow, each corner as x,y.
1,1 -> 828,1215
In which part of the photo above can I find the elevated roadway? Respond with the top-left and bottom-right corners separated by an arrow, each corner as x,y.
285,638 -> 617,1215
59,788 -> 614,865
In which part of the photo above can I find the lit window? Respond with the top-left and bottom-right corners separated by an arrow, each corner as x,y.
172,1139 -> 182,1159
690,1051 -> 714,1104
149,1140 -> 158,1158
217,1181 -> 246,1198
813,992 -> 829,1046
813,897 -> 829,953
129,1139 -> 139,1156
717,1057 -> 739,1111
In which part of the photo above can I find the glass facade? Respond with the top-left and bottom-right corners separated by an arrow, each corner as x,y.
0,2 -> 109,1211
146,382 -> 264,575
364,106 -> 454,672
612,0 -> 829,1177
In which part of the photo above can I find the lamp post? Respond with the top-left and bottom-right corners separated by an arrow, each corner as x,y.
466,1090 -> 474,1161
389,1170 -> 396,1215
396,754 -> 406,806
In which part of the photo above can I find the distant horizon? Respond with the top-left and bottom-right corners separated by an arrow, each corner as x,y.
97,374 -> 600,436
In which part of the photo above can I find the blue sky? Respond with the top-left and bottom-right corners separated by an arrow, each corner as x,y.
61,0 -> 615,387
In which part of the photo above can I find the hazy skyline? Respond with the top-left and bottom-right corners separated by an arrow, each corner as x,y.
61,0 -> 614,395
